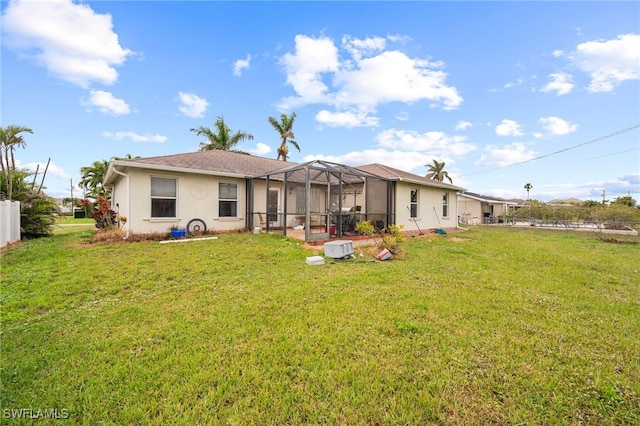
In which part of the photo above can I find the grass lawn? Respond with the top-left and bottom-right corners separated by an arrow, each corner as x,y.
53,216 -> 96,235
1,226 -> 638,424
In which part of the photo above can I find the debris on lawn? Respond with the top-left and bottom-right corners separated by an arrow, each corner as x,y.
305,255 -> 325,265
376,248 -> 393,261
159,236 -> 219,244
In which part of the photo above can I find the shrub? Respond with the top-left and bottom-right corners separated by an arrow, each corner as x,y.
92,196 -> 118,229
20,192 -> 59,239
355,220 -> 406,255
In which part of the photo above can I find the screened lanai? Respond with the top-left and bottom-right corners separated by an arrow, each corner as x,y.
249,160 -> 395,242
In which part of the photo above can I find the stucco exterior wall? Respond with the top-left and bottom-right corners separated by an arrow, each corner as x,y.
112,168 -> 257,234
395,181 -> 458,230
458,197 -> 483,224
458,197 -> 511,224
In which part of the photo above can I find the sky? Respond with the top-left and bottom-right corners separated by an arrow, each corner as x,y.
1,0 -> 639,203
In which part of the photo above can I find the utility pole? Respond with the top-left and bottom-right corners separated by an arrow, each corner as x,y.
70,179 -> 74,217
601,189 -> 606,205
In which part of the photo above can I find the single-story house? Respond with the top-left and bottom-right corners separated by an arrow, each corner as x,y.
103,150 -> 465,241
457,191 -> 519,224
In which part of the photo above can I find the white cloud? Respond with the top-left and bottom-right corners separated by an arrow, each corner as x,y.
81,90 -> 130,115
249,142 -> 271,156
572,33 -> 640,93
503,77 -> 526,89
342,35 -> 386,61
455,121 -> 472,131
19,160 -> 71,181
540,72 -> 574,95
475,142 -> 536,167
376,129 -> 476,156
387,34 -> 412,43
178,92 -> 209,118
233,54 -> 251,77
102,131 -> 167,143
539,116 -> 578,136
495,119 -> 523,137
279,35 -> 340,108
315,109 -> 379,128
278,33 -> 462,123
332,50 -> 461,110
1,0 -> 132,87
395,111 -> 410,122
304,149 -> 436,173
552,50 -> 564,58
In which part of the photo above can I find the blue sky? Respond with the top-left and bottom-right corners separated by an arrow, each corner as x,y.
2,0 -> 639,203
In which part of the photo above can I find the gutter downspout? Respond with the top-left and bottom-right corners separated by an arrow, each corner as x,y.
111,166 -> 131,238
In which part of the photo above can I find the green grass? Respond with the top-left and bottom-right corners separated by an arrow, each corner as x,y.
1,227 -> 639,424
53,216 -> 96,235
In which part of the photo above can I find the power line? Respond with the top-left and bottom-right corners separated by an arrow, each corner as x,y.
459,124 -> 640,178
585,147 -> 639,161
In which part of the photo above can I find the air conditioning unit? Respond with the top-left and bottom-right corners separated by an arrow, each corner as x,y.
324,240 -> 354,259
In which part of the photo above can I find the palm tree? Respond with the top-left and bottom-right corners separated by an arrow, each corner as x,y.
190,116 -> 253,152
524,183 -> 533,200
79,159 -> 110,200
268,112 -> 299,161
0,125 -> 34,200
425,159 -> 452,183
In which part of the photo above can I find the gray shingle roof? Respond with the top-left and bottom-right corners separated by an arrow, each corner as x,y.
357,163 -> 465,191
106,151 -> 466,192
112,150 -> 296,177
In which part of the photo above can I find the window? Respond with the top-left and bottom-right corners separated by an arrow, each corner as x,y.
442,192 -> 449,217
410,188 -> 419,218
151,177 -> 176,217
219,183 -> 237,217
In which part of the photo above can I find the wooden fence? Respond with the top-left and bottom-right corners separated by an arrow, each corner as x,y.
0,200 -> 21,248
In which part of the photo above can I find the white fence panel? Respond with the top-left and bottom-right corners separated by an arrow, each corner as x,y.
0,200 -> 21,248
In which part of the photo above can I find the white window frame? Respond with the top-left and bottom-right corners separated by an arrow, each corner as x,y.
410,188 -> 419,218
218,182 -> 238,218
442,192 -> 449,218
150,177 -> 177,218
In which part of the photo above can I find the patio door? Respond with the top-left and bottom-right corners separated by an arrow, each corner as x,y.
267,188 -> 281,227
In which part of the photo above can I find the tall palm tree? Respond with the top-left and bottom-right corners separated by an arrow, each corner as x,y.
425,159 -> 452,183
0,125 -> 34,200
79,159 -> 110,200
190,116 -> 253,152
268,112 -> 299,161
78,154 -> 141,201
524,183 -> 533,200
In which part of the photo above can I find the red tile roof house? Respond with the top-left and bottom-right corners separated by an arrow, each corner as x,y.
103,150 -> 466,242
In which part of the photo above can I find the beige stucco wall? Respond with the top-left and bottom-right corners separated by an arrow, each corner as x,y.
112,168 -> 261,234
395,181 -> 458,230
110,167 -> 460,235
458,197 -> 510,224
458,197 -> 483,224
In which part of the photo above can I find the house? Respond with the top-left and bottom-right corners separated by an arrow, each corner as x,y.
103,150 -> 465,241
457,191 -> 519,224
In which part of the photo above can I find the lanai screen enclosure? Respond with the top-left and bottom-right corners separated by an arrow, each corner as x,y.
249,160 -> 394,242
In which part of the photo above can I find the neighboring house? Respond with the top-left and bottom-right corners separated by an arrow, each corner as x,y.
103,150 -> 465,241
457,192 -> 519,224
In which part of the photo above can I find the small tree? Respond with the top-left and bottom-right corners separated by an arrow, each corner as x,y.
355,220 -> 406,255
611,195 -> 636,208
20,192 -> 59,239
